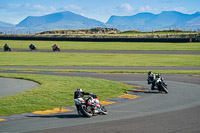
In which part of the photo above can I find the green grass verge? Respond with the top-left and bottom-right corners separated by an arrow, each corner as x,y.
1,40 -> 200,51
0,52 -> 200,66
0,73 -> 131,116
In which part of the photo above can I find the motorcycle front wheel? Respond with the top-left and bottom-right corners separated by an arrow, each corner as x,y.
160,83 -> 168,94
101,106 -> 108,115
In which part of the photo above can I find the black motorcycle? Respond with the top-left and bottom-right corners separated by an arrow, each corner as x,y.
29,45 -> 37,51
4,46 -> 11,52
52,46 -> 60,52
147,73 -> 168,93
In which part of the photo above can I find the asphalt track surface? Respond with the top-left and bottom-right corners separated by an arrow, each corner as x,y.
0,77 -> 39,98
0,50 -> 200,133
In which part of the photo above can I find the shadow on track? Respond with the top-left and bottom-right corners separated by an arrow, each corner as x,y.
132,89 -> 166,94
28,114 -> 81,119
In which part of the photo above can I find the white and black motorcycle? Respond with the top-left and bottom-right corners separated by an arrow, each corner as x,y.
74,96 -> 108,117
148,73 -> 168,94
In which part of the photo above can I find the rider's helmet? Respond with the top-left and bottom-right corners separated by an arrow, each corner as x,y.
76,88 -> 83,92
148,71 -> 153,75
156,74 -> 161,78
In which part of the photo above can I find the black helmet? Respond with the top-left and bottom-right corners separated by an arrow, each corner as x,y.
148,71 -> 153,75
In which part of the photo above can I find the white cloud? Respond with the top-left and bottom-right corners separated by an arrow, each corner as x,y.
49,6 -> 57,12
120,3 -> 134,12
33,5 -> 46,11
24,3 -> 30,8
173,7 -> 187,13
139,5 -> 152,12
64,5 -> 81,10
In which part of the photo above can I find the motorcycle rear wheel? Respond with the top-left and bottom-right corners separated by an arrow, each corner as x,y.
80,105 -> 93,117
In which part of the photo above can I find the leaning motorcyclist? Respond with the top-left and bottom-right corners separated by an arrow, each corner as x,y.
4,43 -> 10,50
148,72 -> 166,90
29,43 -> 36,50
147,71 -> 156,90
74,88 -> 96,115
52,44 -> 58,49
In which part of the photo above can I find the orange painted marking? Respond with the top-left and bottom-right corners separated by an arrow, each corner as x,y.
0,119 -> 7,121
130,85 -> 143,88
118,94 -> 140,99
132,88 -> 149,92
33,108 -> 73,115
100,101 -> 116,106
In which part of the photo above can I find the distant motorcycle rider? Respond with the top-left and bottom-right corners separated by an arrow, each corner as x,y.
52,43 -> 60,51
29,43 -> 36,50
74,88 -> 96,115
147,71 -> 166,90
52,44 -> 58,49
3,43 -> 11,51
147,71 -> 156,90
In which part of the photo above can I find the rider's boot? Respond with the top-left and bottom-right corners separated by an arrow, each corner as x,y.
151,84 -> 155,90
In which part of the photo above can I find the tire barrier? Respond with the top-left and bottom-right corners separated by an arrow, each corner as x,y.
0,35 -> 199,42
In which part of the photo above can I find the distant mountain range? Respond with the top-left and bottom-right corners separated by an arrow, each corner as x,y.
106,11 -> 200,31
0,11 -> 200,33
0,21 -> 15,27
16,11 -> 105,30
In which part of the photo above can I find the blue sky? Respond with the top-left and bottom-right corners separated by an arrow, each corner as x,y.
0,0 -> 200,24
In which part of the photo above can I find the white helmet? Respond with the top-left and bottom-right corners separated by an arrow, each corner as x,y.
76,88 -> 83,92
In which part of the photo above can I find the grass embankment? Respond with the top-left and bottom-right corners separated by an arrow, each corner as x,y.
0,73 -> 131,116
117,30 -> 199,38
1,40 -> 200,51
1,68 -> 200,74
0,52 -> 199,66
0,40 -> 199,116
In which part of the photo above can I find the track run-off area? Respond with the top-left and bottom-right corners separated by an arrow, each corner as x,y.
0,49 -> 200,133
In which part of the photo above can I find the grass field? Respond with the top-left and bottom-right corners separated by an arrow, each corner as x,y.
0,40 -> 199,116
1,40 -> 200,51
0,73 -> 131,116
0,52 -> 199,66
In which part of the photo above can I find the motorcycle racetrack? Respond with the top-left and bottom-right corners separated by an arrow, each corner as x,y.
0,49 -> 200,133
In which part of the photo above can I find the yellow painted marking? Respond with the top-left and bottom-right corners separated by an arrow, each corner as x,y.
0,119 -> 7,121
118,94 -> 140,99
100,101 -> 116,106
132,88 -> 149,92
130,85 -> 143,88
33,108 -> 73,115
191,75 -> 200,77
